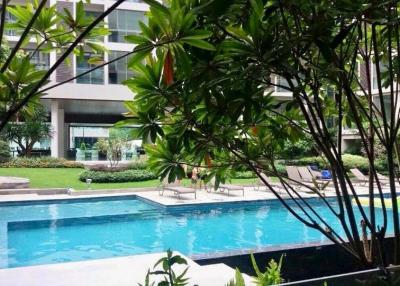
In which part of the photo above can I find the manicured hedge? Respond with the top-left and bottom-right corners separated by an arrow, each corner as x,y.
79,169 -> 157,183
285,154 -> 387,173
1,157 -> 84,168
232,171 -> 257,179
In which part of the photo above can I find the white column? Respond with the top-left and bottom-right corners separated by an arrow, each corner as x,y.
51,100 -> 65,158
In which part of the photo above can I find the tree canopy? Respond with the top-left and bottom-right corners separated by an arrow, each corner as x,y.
123,0 -> 400,271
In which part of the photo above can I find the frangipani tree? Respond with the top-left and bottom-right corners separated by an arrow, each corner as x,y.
122,0 -> 400,273
0,0 -> 115,129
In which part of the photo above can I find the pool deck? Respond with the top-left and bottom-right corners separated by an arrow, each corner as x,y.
0,184 -> 395,285
0,252 -> 251,286
0,183 -> 385,206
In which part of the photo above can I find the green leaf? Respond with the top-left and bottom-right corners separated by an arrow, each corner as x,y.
142,0 -> 169,15
181,39 -> 216,51
181,30 -> 212,40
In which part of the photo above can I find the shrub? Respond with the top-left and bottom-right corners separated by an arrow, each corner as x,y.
232,170 -> 256,179
127,160 -> 148,170
341,154 -> 370,173
1,157 -> 84,168
79,169 -> 157,183
283,154 -> 387,174
284,156 -> 327,168
87,160 -> 149,172
0,140 -> 11,163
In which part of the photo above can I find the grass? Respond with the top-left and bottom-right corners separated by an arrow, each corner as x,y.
0,168 -> 256,190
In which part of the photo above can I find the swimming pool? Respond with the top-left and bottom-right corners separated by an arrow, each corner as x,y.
0,195 -> 390,268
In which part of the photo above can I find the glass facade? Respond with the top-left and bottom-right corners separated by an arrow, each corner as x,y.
5,10 -> 17,36
372,60 -> 388,90
108,10 -> 146,43
76,53 -> 104,84
276,76 -> 290,92
27,50 -> 50,70
108,51 -> 133,84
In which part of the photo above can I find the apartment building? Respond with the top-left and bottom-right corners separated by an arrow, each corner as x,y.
6,1 -> 392,160
6,0 -> 148,160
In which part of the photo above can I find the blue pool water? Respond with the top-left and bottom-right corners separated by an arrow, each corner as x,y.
0,195 -> 391,268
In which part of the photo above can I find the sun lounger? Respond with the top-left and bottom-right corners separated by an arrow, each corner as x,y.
350,168 -> 369,185
207,177 -> 245,196
350,168 -> 390,186
162,185 -> 197,199
299,166 -> 332,183
286,166 -> 321,192
255,172 -> 285,193
159,178 -> 197,199
219,183 -> 245,196
286,166 -> 305,185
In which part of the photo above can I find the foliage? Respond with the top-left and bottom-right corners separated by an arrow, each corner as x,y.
233,171 -> 256,179
128,160 -> 149,170
250,254 -> 284,286
79,169 -> 156,183
139,249 -> 189,286
0,0 -> 112,130
95,129 -> 130,168
226,254 -> 284,286
345,140 -> 363,156
285,155 -> 388,174
121,0 -> 400,270
1,106 -> 52,156
0,157 -> 84,168
0,140 -> 11,163
279,136 -> 318,159
225,269 -> 246,286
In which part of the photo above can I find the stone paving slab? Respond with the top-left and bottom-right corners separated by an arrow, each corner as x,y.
0,252 -> 251,286
0,176 -> 30,189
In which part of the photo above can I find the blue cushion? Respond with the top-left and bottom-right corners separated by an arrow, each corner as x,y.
321,170 -> 332,179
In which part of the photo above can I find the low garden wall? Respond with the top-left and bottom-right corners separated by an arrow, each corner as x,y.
195,237 -> 396,284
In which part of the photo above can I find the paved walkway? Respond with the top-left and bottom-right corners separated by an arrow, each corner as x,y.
0,252 -> 251,286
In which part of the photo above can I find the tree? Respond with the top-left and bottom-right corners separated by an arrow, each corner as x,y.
0,0 -> 218,131
2,106 -> 51,156
0,0 -> 130,130
121,0 -> 400,274
95,128 -> 130,168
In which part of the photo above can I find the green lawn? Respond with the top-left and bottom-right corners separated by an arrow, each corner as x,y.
0,168 -> 256,190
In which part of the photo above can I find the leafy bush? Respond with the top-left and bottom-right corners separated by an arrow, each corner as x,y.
128,160 -> 148,170
341,154 -> 370,172
284,156 -> 327,168
233,171 -> 256,179
284,154 -> 387,173
279,137 -> 318,159
0,140 -> 11,163
344,139 -> 363,155
1,157 -> 84,168
79,169 -> 157,183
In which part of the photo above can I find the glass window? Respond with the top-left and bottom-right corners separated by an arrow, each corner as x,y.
108,51 -> 133,84
108,10 -> 146,43
76,53 -> 104,84
4,10 -> 17,36
372,59 -> 388,90
26,50 -> 50,70
276,76 -> 290,92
